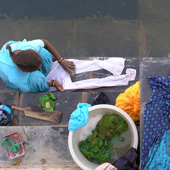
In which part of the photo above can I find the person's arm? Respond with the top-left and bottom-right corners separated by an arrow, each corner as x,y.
47,80 -> 65,92
41,39 -> 76,76
95,163 -> 117,170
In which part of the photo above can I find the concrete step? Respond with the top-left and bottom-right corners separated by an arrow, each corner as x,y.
0,126 -> 80,169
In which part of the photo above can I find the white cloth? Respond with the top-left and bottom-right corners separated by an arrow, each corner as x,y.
46,58 -> 136,91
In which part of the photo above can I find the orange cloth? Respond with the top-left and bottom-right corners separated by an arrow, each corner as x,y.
115,81 -> 140,123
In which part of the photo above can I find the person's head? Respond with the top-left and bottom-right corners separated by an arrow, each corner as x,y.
7,45 -> 42,72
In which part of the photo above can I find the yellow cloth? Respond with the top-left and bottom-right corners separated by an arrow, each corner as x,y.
115,81 -> 140,123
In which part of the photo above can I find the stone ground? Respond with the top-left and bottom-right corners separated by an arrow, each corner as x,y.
0,57 -> 141,170
0,0 -> 170,169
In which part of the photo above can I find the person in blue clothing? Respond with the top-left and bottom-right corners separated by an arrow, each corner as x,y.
0,39 -> 75,92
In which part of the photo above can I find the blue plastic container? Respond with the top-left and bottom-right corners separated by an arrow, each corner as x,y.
1,104 -> 13,126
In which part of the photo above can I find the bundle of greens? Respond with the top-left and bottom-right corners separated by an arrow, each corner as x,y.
38,92 -> 56,112
78,114 -> 128,164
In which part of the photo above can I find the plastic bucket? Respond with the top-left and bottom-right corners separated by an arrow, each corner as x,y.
68,104 -> 138,170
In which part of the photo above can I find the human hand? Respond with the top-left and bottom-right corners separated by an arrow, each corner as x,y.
54,81 -> 65,92
95,163 -> 117,170
60,59 -> 76,76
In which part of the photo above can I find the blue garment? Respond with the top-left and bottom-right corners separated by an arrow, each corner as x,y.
2,104 -> 13,126
68,103 -> 91,132
144,130 -> 170,170
141,71 -> 170,169
0,39 -> 53,92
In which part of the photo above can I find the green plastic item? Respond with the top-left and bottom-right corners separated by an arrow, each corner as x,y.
38,92 -> 56,112
2,137 -> 20,153
78,114 -> 128,164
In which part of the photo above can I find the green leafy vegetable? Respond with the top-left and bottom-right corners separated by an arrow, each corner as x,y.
79,114 -> 128,164
38,92 -> 56,112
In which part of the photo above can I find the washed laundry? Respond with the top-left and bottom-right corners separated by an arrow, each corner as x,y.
92,92 -> 111,106
46,58 -> 136,91
113,147 -> 139,170
143,130 -> 170,170
115,81 -> 140,124
78,114 -> 128,164
68,103 -> 91,132
141,71 -> 170,169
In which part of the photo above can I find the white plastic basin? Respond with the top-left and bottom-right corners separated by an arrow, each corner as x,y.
68,104 -> 138,170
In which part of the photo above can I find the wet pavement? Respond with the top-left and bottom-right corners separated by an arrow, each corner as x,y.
0,0 -> 170,169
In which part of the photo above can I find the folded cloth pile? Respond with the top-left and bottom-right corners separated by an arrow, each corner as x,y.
116,81 -> 140,124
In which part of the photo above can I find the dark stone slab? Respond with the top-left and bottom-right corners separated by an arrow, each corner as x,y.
139,0 -> 170,21
18,91 -> 87,126
51,92 -> 88,125
142,21 -> 170,57
0,78 -> 18,93
0,19 -> 169,59
0,20 -> 74,59
0,20 -> 140,58
0,0 -> 138,20
0,92 -> 18,106
74,21 -> 139,57
87,92 -> 121,106
140,58 -> 170,105
18,91 -> 122,126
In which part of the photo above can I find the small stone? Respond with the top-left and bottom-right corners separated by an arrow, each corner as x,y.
11,159 -> 21,166
41,158 -> 46,165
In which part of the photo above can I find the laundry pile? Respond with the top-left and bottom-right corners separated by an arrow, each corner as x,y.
116,81 -> 140,124
141,71 -> 170,170
46,58 -> 136,91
